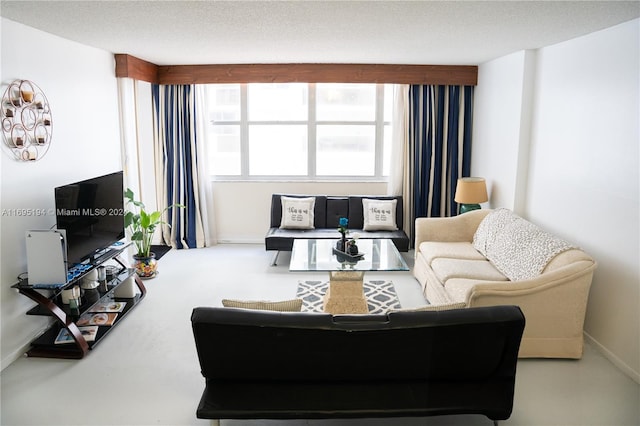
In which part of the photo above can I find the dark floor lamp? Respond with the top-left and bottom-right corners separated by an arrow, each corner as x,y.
455,177 -> 488,214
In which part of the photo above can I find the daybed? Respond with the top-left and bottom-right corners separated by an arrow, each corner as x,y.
414,208 -> 596,359
265,193 -> 410,265
191,305 -> 525,425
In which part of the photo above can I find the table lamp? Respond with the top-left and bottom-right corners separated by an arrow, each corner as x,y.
454,177 -> 488,214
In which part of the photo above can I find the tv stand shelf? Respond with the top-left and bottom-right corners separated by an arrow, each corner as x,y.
11,245 -> 146,359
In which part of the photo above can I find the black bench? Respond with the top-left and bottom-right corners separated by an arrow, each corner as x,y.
265,194 -> 410,265
191,305 -> 525,425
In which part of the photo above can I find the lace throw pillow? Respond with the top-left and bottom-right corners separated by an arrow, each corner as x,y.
362,198 -> 398,231
280,196 -> 315,229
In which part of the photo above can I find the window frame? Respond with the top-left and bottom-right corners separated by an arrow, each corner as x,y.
207,83 -> 391,181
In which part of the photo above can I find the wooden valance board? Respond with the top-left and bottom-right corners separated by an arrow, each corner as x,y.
114,54 -> 477,86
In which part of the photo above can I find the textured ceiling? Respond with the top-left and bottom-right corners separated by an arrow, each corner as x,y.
1,1 -> 639,66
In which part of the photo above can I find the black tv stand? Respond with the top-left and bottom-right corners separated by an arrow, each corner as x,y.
12,244 -> 146,359
87,247 -> 117,266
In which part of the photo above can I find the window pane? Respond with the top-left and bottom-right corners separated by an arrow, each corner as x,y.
209,125 -> 241,175
248,84 -> 308,121
316,125 -> 375,176
208,84 -> 240,121
249,125 -> 307,175
384,84 -> 393,122
316,84 -> 376,121
383,124 -> 391,176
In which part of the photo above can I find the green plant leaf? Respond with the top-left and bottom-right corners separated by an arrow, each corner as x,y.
140,210 -> 151,228
124,188 -> 134,201
148,211 -> 162,224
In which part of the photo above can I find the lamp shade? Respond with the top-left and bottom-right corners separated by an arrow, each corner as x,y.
454,177 -> 488,204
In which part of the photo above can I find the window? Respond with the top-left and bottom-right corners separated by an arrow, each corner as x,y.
206,83 -> 393,180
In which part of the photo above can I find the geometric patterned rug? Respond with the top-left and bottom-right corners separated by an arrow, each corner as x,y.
296,280 -> 401,314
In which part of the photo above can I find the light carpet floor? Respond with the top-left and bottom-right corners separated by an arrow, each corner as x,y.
1,244 -> 638,426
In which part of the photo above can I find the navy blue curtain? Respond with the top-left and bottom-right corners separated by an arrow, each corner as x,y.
409,85 -> 473,221
152,84 -> 203,249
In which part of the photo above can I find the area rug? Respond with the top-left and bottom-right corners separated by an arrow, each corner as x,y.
296,280 -> 401,314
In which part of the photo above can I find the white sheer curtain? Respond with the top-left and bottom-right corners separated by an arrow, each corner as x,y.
195,85 -> 217,246
387,84 -> 412,242
116,78 -> 141,202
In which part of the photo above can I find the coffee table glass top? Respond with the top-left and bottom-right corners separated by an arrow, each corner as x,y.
289,238 -> 409,272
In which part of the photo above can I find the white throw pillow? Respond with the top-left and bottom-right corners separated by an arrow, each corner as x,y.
280,196 -> 315,229
362,198 -> 398,231
222,299 -> 303,312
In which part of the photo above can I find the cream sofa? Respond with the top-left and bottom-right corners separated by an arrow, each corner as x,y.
414,208 -> 596,359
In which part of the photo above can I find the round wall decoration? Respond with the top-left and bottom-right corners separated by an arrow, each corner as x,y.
1,80 -> 53,162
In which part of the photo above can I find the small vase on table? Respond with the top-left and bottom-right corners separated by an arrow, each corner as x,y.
337,217 -> 349,252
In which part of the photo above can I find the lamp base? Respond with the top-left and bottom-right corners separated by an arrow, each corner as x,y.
460,203 -> 481,214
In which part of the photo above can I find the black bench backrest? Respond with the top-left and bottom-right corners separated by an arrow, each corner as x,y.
270,194 -> 404,230
326,197 -> 350,228
191,306 -> 524,382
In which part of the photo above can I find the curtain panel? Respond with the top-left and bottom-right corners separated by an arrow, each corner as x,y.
406,85 -> 474,241
152,84 -> 210,249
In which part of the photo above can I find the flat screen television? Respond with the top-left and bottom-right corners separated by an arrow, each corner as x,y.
55,171 -> 125,265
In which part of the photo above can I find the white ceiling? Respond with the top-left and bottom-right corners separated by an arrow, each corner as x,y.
1,1 -> 639,66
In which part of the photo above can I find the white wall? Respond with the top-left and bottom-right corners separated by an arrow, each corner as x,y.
528,19 -> 639,381
0,19 -> 122,369
472,51 -> 526,211
473,19 -> 639,381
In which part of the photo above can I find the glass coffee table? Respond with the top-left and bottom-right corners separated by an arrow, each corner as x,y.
290,238 -> 409,314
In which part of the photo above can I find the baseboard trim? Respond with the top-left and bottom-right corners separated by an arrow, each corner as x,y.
584,331 -> 639,384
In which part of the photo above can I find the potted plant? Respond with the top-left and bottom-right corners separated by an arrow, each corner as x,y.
124,188 -> 183,278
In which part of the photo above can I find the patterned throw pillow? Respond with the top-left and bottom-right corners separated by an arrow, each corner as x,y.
362,198 -> 398,231
221,299 -> 303,312
389,302 -> 467,313
279,196 -> 315,229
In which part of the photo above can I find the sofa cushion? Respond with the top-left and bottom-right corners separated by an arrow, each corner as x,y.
280,196 -> 315,229
362,198 -> 398,231
418,241 -> 486,265
222,298 -> 303,312
431,258 -> 508,284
